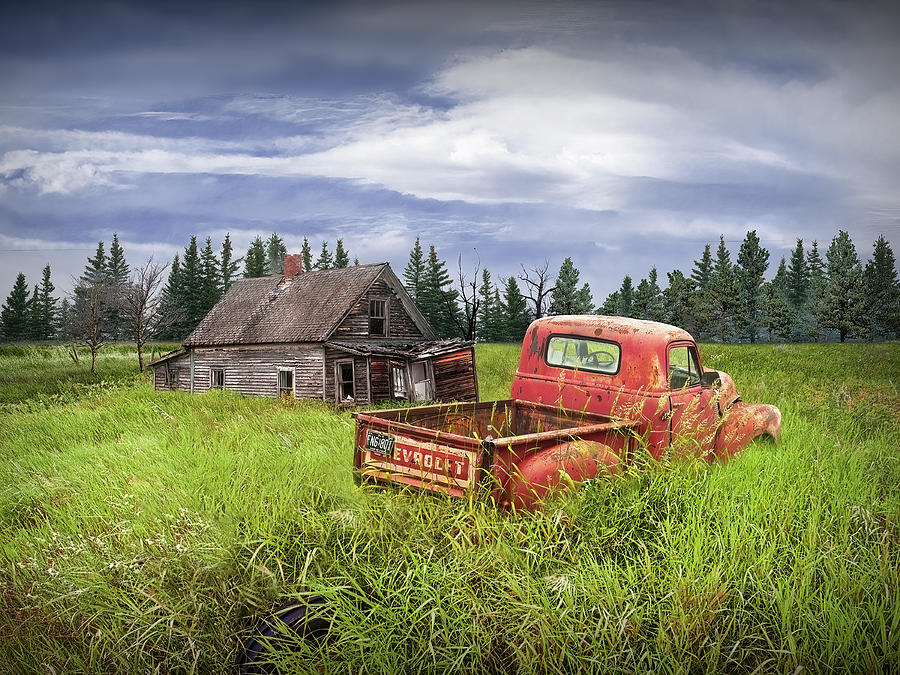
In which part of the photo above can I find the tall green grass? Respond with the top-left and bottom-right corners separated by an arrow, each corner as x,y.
0,342 -> 897,673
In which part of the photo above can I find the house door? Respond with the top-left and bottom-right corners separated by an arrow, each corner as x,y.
335,360 -> 355,403
410,360 -> 433,401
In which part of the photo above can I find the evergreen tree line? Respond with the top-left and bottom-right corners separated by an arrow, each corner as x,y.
1,227 -> 897,347
404,230 -> 899,344
596,230 -> 898,343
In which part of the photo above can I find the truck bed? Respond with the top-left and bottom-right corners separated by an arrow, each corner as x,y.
353,399 -> 636,507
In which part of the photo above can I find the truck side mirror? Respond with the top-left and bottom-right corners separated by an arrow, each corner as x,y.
701,371 -> 721,388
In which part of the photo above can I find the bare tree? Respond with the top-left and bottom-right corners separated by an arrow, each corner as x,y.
72,282 -> 107,373
123,258 -> 167,372
455,254 -> 481,341
518,260 -> 556,320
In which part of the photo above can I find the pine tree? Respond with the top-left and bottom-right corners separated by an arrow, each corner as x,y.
353,257 -> 360,266
617,276 -> 634,317
766,257 -> 792,342
690,243 -> 714,340
818,230 -> 867,342
806,240 -> 826,340
735,230 -> 769,343
26,285 -> 40,340
157,254 -> 185,339
105,233 -> 129,340
421,245 -> 462,337
81,241 -> 108,286
57,298 -> 72,341
549,257 -> 592,314
35,264 -> 57,340
633,268 -> 664,322
864,235 -> 900,339
403,237 -> 426,300
0,273 -> 30,341
220,233 -> 241,293
786,239 -> 809,307
244,237 -> 267,277
334,239 -> 350,268
632,278 -> 652,320
199,237 -> 220,317
476,268 -> 497,341
663,270 -> 695,329
181,236 -> 203,331
708,235 -> 737,342
265,233 -> 286,275
73,241 -> 109,340
598,291 -> 620,316
301,237 -> 313,273
763,280 -> 792,342
785,239 -> 812,341
498,276 -> 531,342
315,241 -> 334,270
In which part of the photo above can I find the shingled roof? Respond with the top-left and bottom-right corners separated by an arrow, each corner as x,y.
184,263 -> 433,347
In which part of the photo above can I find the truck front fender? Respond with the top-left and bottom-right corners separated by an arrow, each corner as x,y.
505,440 -> 620,510
714,402 -> 782,458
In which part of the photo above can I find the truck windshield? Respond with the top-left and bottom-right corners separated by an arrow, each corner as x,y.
546,336 -> 620,374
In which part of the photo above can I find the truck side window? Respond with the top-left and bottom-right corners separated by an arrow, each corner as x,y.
546,336 -> 620,374
668,345 -> 701,389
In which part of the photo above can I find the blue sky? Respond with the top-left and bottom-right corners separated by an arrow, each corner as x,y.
1,0 -> 898,301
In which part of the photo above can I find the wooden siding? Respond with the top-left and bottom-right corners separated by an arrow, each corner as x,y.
332,279 -> 424,340
432,347 -> 478,402
324,347 -> 371,405
153,353 -> 191,392
153,344 -> 324,398
369,357 -> 391,403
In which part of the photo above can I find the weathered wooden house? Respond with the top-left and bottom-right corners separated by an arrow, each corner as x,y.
149,255 -> 478,404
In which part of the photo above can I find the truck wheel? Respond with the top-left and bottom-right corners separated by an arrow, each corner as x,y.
236,596 -> 330,674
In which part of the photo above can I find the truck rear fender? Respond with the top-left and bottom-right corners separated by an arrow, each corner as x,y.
714,402 -> 782,458
506,440 -> 620,510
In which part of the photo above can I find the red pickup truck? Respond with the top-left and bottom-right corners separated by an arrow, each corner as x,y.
354,315 -> 782,509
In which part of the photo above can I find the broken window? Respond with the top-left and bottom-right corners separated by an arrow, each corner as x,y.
546,336 -> 620,374
210,368 -> 225,390
668,345 -> 701,389
278,368 -> 294,398
165,366 -> 177,386
369,299 -> 387,336
391,364 -> 408,399
336,360 -> 355,402
410,360 -> 433,401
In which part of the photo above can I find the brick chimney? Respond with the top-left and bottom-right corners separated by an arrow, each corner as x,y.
283,253 -> 303,278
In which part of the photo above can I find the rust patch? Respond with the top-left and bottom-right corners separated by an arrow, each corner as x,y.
527,324 -> 540,357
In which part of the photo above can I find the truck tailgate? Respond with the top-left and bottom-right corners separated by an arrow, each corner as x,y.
354,411 -> 485,497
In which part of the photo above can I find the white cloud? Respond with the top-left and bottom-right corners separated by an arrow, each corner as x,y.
3,42 -> 899,237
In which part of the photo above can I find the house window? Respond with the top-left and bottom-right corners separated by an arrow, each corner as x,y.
165,366 -> 176,386
369,299 -> 387,336
210,368 -> 224,390
391,365 -> 408,399
278,368 -> 295,398
410,360 -> 433,401
336,360 -> 355,402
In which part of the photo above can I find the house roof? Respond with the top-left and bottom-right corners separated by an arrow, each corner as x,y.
183,263 -> 435,347
148,347 -> 188,367
326,338 -> 473,359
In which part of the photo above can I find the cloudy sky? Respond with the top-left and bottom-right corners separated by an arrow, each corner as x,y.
1,0 -> 898,301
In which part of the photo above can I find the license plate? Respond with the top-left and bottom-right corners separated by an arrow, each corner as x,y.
365,430 -> 396,457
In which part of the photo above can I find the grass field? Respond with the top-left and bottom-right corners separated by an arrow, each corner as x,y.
0,341 -> 898,673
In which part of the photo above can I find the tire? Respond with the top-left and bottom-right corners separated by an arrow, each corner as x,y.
236,596 -> 330,674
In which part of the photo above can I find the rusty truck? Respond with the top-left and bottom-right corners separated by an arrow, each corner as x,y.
353,315 -> 782,509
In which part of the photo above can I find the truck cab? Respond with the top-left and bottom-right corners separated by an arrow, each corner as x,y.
510,315 -> 781,459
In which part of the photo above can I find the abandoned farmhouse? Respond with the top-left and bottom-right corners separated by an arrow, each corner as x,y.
149,255 -> 478,404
